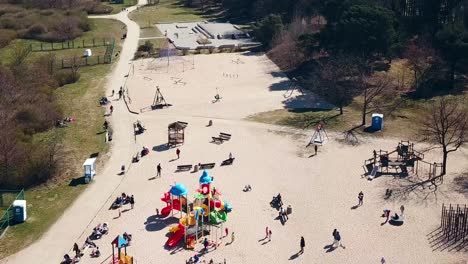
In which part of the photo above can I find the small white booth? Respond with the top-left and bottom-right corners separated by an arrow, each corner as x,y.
83,49 -> 92,57
83,158 -> 97,183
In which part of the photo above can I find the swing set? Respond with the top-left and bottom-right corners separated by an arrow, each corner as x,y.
307,121 -> 329,147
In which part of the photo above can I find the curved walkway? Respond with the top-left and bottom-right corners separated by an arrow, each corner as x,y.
1,1 -> 146,263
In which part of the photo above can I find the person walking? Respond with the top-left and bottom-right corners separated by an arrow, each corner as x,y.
176,148 -> 181,159
314,145 -> 318,155
203,237 -> 209,251
111,90 -> 114,97
130,195 -> 135,209
268,230 -> 272,241
332,229 -> 338,247
229,152 -> 233,160
300,236 -> 305,254
231,232 -> 235,243
156,208 -> 159,216
265,227 -> 269,239
225,227 -> 229,237
358,191 -> 364,206
157,163 -> 162,178
335,231 -> 345,249
110,105 -> 114,115
400,205 -> 405,215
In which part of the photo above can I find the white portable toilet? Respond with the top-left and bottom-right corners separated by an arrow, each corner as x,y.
83,158 -> 97,183
12,200 -> 27,223
84,49 -> 92,57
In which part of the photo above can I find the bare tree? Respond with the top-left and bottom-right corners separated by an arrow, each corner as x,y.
358,74 -> 394,126
403,37 -> 438,90
70,55 -> 81,82
419,96 -> 468,176
311,54 -> 360,115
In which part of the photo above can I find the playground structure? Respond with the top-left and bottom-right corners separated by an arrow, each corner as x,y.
161,170 -> 232,250
147,42 -> 195,73
429,204 -> 468,251
110,235 -> 133,264
363,141 -> 443,181
307,121 -> 328,147
168,121 -> 188,147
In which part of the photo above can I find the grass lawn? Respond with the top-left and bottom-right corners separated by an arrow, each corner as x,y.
103,0 -> 138,14
248,97 -> 429,141
138,38 -> 168,50
0,18 -> 124,65
129,0 -> 206,38
0,18 -> 125,259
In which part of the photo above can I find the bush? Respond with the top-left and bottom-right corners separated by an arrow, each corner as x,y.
23,23 -> 47,38
82,2 -> 112,15
54,69 -> 80,86
0,28 -> 16,48
138,40 -> 154,52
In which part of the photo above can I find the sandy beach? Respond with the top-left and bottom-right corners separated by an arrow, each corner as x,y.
72,52 -> 467,264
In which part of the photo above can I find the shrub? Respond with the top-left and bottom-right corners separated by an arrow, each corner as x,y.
0,16 -> 17,29
23,23 -> 47,38
138,40 -> 154,52
54,69 -> 80,86
0,28 -> 16,48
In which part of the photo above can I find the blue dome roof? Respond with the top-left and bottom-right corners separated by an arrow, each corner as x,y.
170,183 -> 188,196
199,170 -> 213,184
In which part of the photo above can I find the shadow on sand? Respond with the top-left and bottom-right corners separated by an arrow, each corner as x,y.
145,215 -> 179,232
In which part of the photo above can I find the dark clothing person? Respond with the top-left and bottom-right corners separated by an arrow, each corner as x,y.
157,163 -> 162,177
300,236 -> 305,253
130,195 -> 135,209
314,145 -> 318,155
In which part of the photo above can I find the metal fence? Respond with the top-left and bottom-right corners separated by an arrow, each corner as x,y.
0,189 -> 25,238
29,38 -> 113,52
60,39 -> 116,69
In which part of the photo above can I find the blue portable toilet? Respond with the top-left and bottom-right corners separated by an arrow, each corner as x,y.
12,200 -> 27,223
371,113 -> 384,131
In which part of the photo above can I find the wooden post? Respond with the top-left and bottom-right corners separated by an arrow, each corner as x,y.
82,39 -> 85,48
93,38 -> 95,47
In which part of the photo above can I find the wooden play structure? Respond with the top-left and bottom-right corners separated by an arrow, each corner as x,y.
429,204 -> 468,251
363,141 -> 443,181
168,121 -> 188,147
152,87 -> 169,109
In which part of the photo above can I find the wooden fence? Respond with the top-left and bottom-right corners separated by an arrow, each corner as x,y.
61,55 -> 113,68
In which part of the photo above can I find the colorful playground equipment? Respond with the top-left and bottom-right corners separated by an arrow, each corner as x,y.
364,141 -> 443,181
162,170 -> 233,249
110,235 -> 133,264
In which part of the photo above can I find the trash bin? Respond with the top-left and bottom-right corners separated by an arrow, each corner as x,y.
287,205 -> 292,215
13,200 -> 27,223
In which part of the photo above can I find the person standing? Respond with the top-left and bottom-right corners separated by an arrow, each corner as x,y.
314,145 -> 318,155
110,105 -> 114,115
130,195 -> 135,209
335,231 -> 344,248
358,191 -> 364,206
229,152 -> 233,160
231,232 -> 235,243
265,227 -> 269,239
300,236 -> 305,254
225,227 -> 229,237
157,163 -> 162,178
111,90 -> 114,97
332,229 -> 338,247
156,208 -> 159,216
268,230 -> 272,241
176,148 -> 181,159
400,205 -> 405,215
203,237 -> 209,251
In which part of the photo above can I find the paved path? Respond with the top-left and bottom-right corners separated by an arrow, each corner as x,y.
1,1 -> 146,263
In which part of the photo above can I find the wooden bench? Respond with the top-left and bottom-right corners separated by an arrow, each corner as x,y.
221,158 -> 235,166
176,164 -> 192,171
200,163 -> 215,169
219,132 -> 231,140
212,137 -> 224,144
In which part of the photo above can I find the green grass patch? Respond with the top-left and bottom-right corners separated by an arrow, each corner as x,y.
0,18 -> 125,259
0,18 -> 124,66
103,0 -> 138,15
129,0 -> 206,38
248,97 -> 431,140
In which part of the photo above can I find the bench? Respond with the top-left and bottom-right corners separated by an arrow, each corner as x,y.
176,164 -> 193,171
219,132 -> 231,140
221,158 -> 235,166
212,137 -> 224,144
200,163 -> 215,169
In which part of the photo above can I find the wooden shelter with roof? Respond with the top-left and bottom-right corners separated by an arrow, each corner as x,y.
168,121 -> 188,146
